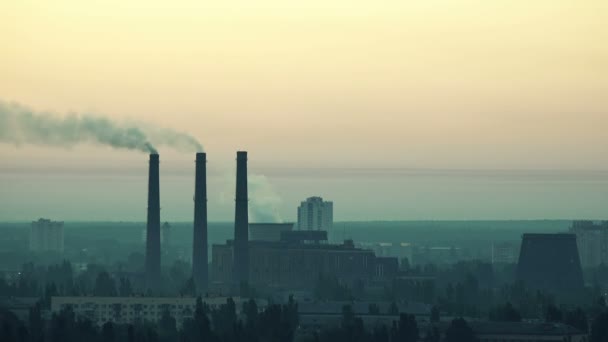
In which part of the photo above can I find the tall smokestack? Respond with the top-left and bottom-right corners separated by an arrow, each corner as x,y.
145,153 -> 161,284
233,151 -> 249,291
192,152 -> 208,290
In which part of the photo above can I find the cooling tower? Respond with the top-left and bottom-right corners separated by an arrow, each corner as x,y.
516,233 -> 584,292
145,153 -> 161,283
233,151 -> 249,290
192,152 -> 208,290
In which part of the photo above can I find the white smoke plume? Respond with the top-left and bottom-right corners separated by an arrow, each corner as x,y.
248,174 -> 283,223
0,101 -> 203,154
217,171 -> 283,223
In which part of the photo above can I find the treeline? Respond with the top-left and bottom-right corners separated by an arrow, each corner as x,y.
0,296 -> 299,342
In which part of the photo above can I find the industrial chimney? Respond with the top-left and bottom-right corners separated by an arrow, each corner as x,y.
145,153 -> 161,284
192,152 -> 208,290
233,151 -> 249,291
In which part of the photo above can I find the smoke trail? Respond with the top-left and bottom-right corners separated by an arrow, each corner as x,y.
0,101 -> 203,153
248,174 -> 283,223
217,171 -> 283,223
145,127 -> 204,153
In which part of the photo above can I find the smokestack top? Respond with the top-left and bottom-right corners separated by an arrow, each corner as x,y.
196,152 -> 206,161
237,151 -> 247,159
149,153 -> 159,160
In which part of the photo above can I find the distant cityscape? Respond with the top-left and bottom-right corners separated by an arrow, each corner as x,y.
1,151 -> 607,342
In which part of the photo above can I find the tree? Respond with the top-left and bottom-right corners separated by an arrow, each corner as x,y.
564,308 -> 588,333
243,298 -> 259,330
93,272 -> 116,297
101,322 -> 114,342
590,311 -> 608,342
544,304 -> 562,323
49,307 -> 76,342
388,302 -> 399,315
445,318 -> 476,342
489,303 -> 521,322
341,305 -> 355,328
118,278 -> 133,297
372,325 -> 389,342
28,302 -> 44,342
391,314 -> 418,342
423,327 -> 440,342
182,296 -> 212,342
158,309 -> 177,342
368,303 -> 380,315
180,278 -> 196,297
430,306 -> 440,323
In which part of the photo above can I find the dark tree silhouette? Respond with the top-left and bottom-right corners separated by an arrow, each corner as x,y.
430,305 -> 440,323
94,272 -> 117,297
590,311 -> 608,342
489,303 -> 521,322
445,318 -> 476,342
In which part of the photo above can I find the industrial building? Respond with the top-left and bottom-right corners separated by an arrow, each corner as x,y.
569,220 -> 608,268
491,242 -> 518,264
29,218 -> 64,253
250,223 -> 294,242
211,232 -> 398,291
516,233 -> 584,292
297,197 -> 333,231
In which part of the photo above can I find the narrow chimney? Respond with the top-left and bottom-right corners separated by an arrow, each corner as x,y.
233,151 -> 249,291
192,152 -> 208,290
145,153 -> 161,283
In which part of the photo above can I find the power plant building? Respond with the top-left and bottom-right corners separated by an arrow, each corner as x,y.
29,218 -> 64,253
297,197 -> 333,231
211,234 -> 397,291
249,223 -> 294,242
516,233 -> 584,292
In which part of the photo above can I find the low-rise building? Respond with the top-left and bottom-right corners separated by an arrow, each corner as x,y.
50,296 -> 267,328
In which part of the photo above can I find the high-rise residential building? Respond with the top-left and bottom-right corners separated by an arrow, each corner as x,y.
297,197 -> 333,231
570,220 -> 608,268
491,242 -> 518,264
29,218 -> 64,252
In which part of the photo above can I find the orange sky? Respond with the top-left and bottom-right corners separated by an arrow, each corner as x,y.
1,0 -> 607,170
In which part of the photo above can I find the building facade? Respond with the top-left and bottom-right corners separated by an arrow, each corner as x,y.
29,218 -> 64,253
51,296 -> 266,328
491,242 -> 518,264
297,197 -> 333,231
211,239 -> 390,291
249,223 -> 294,242
570,220 -> 608,268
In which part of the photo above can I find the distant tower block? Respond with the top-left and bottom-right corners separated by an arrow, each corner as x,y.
145,153 -> 161,284
192,152 -> 208,290
516,233 -> 584,292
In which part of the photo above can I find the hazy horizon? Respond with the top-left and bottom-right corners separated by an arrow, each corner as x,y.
1,1 -> 607,221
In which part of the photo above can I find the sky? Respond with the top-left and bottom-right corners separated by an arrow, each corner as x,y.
0,1 -> 607,221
